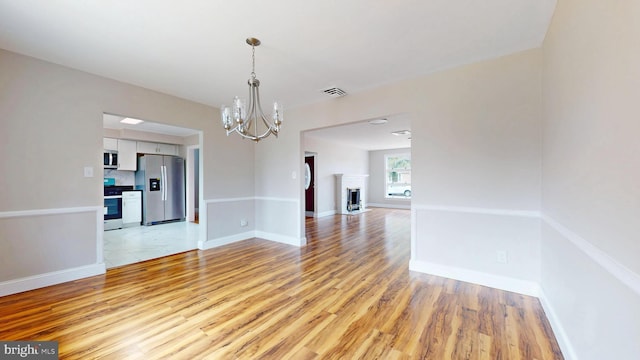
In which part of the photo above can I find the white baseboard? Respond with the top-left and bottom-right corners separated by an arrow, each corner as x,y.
198,231 -> 255,250
254,231 -> 303,246
0,263 -> 106,297
306,210 -> 336,218
316,210 -> 336,218
538,288 -> 577,360
367,203 -> 411,210
409,259 -> 540,297
199,230 -> 304,250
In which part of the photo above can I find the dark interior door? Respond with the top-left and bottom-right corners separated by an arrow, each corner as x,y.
305,156 -> 314,213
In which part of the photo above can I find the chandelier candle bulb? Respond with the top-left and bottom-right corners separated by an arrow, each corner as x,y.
233,96 -> 246,125
220,37 -> 283,142
221,106 -> 232,130
273,101 -> 282,126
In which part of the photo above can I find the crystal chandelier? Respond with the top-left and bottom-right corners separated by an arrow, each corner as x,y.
220,37 -> 282,142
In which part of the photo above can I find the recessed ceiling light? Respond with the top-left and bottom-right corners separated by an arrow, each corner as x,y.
120,117 -> 144,125
391,130 -> 411,136
368,118 -> 388,125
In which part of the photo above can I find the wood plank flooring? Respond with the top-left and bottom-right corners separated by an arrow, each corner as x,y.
0,208 -> 563,359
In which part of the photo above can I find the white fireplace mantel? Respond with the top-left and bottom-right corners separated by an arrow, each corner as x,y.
335,174 -> 369,215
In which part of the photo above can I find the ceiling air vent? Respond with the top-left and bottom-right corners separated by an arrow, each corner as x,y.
322,87 -> 347,98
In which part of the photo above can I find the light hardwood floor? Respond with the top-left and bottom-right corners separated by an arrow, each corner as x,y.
0,208 -> 563,359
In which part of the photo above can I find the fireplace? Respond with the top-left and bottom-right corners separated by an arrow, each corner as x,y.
347,188 -> 361,212
335,174 -> 369,215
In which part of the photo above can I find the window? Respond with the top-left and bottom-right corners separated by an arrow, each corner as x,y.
385,154 -> 411,198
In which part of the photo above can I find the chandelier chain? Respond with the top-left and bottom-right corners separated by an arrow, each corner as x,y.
251,44 -> 256,79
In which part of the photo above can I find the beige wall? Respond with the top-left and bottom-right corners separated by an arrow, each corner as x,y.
254,48 -> 543,284
412,49 -> 542,210
411,49 -> 542,291
0,48 -> 254,209
542,0 -> 640,274
541,0 -> 640,358
0,211 -> 96,282
0,48 -> 254,293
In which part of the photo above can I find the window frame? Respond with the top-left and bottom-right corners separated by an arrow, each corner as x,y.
384,153 -> 412,199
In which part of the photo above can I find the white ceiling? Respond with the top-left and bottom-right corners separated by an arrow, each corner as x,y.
306,115 -> 411,151
0,0 -> 556,143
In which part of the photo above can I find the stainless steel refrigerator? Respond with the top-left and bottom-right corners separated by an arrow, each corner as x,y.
135,154 -> 185,225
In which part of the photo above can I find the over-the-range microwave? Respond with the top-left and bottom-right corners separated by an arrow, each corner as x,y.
103,150 -> 118,169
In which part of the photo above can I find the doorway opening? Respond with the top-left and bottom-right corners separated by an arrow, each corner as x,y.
187,146 -> 200,224
301,114 -> 411,238
102,113 -> 203,268
304,153 -> 316,217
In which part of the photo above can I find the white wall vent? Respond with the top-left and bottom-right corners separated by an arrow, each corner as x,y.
322,87 -> 347,97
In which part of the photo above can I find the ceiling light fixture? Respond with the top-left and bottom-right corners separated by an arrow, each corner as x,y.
391,130 -> 411,136
220,37 -> 282,142
368,118 -> 388,125
120,117 -> 144,125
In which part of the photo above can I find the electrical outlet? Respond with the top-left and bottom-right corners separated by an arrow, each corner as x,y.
496,250 -> 508,264
83,166 -> 94,178
240,219 -> 248,227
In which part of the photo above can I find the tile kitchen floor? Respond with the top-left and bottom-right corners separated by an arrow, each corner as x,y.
103,221 -> 200,268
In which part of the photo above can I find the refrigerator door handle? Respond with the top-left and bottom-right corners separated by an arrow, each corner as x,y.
161,165 -> 167,201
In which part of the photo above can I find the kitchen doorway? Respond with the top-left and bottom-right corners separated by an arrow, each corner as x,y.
102,113 -> 203,268
186,146 -> 200,224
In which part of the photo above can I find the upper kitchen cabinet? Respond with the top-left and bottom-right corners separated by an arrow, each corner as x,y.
117,139 -> 137,171
103,138 -> 118,151
137,141 -> 178,156
103,138 -> 137,171
157,143 -> 178,156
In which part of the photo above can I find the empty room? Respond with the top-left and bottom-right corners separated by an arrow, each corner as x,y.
0,1 -> 638,359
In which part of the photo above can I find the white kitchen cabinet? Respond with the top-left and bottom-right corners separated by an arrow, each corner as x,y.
117,139 -> 137,171
103,137 -> 118,151
157,143 -> 178,156
136,141 -> 157,154
122,191 -> 142,226
137,141 -> 177,156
